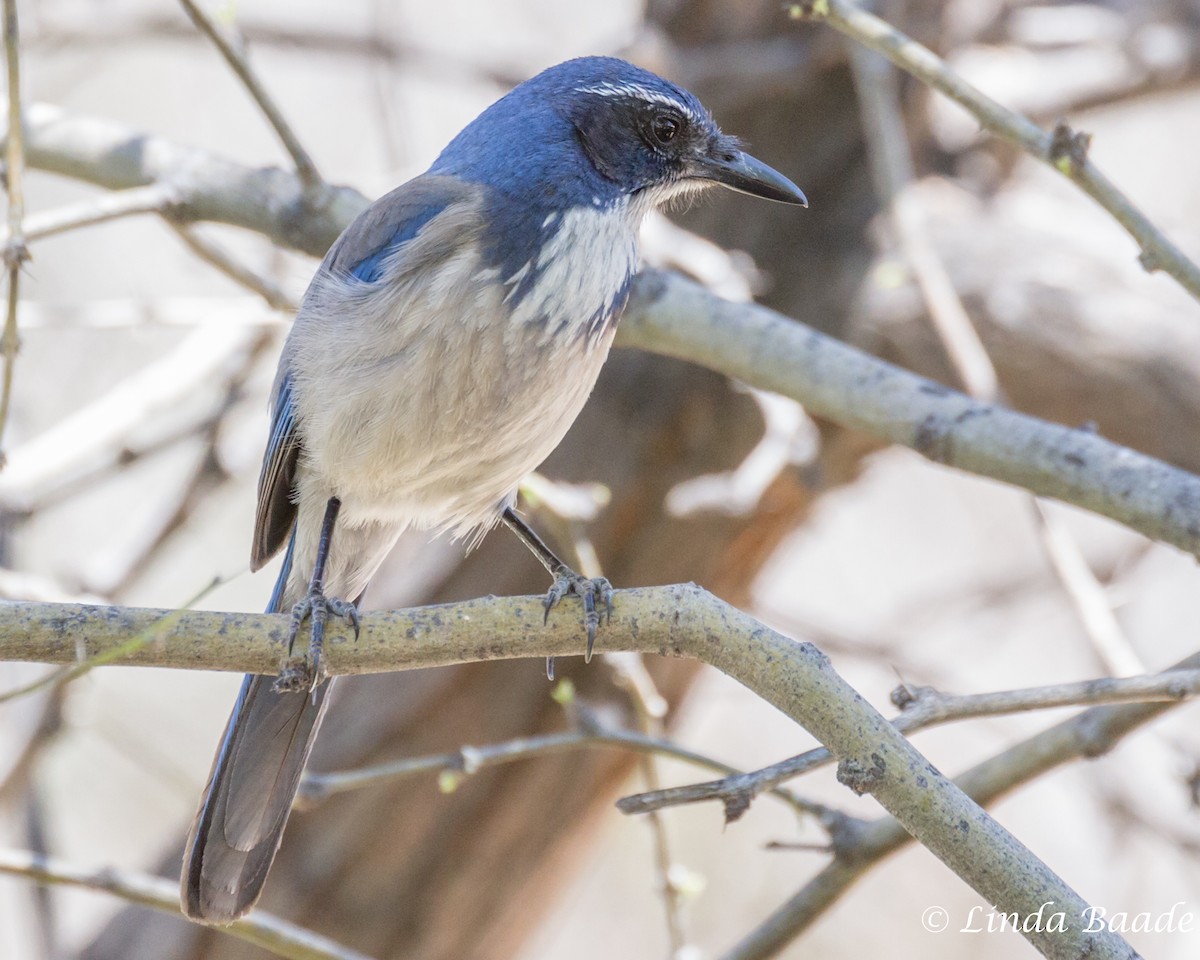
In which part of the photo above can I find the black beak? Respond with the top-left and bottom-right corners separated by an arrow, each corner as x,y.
689,150 -> 808,206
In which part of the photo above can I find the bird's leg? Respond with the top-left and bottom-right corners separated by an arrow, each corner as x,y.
275,496 -> 360,693
502,506 -> 613,678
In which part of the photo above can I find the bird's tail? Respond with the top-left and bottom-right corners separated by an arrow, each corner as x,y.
181,531 -> 333,924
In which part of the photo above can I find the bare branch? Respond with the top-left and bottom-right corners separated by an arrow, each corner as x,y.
78,330 -> 273,596
0,849 -> 374,960
177,0 -> 322,190
620,270 -> 1200,559
10,104 -> 365,257
2,182 -> 180,244
0,588 -> 1148,959
720,652 -> 1200,960
1030,498 -> 1145,675
299,725 -> 824,820
789,0 -> 1200,302
847,35 -> 1143,675
167,222 -> 298,311
846,39 -> 997,401
1,0 -> 29,462
0,322 -> 265,512
0,684 -> 64,807
618,667 -> 1200,817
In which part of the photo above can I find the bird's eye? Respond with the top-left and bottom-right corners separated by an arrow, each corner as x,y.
651,114 -> 680,145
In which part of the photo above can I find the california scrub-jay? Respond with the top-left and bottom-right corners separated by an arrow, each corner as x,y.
181,55 -> 806,924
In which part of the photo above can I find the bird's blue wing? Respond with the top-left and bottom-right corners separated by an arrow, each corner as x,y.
323,174 -> 482,283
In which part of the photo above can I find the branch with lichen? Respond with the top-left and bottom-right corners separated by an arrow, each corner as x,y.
0,587 -> 1145,960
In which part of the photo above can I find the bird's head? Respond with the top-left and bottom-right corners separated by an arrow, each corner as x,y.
433,57 -> 806,212
560,63 -> 807,209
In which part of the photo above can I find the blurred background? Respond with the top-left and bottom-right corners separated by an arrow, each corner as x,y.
1,0 -> 1200,957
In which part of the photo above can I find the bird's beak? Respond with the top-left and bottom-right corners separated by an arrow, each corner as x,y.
688,150 -> 808,206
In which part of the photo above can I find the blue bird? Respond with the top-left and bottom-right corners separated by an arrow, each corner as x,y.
181,55 -> 805,924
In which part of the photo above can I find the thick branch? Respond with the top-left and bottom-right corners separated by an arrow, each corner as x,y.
0,589 -> 1138,959
13,103 -> 365,257
619,270 -> 1200,559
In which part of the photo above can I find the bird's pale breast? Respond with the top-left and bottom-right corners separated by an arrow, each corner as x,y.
287,198 -> 638,540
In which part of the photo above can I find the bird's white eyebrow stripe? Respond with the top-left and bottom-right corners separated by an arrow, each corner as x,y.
575,81 -> 703,122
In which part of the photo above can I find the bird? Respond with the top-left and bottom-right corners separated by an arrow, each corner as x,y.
180,55 -> 806,925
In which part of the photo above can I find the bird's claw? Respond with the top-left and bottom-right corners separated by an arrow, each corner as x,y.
274,587 -> 359,693
542,572 -> 614,663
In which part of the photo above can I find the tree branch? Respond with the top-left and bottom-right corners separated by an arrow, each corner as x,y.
619,269 -> 1200,559
721,652 -> 1200,960
167,222 -> 298,311
0,849 -> 373,960
1,182 -> 180,243
12,103 -> 365,257
1,0 -> 29,461
0,588 -> 1139,959
617,667 -> 1200,817
177,0 -> 323,191
788,0 -> 1200,302
298,723 -> 827,821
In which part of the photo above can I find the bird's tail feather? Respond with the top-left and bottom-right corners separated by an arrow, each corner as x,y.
181,530 -> 333,924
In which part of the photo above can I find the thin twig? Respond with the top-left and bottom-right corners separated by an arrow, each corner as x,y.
846,33 -> 1144,676
1030,498 -> 1145,675
177,0 -> 322,190
168,220 -> 298,311
608,657 -> 693,956
1,0 -> 29,464
299,726 -> 825,820
80,330 -> 274,596
1,182 -> 180,244
617,668 -> 1200,816
9,295 -> 282,330
0,849 -> 374,960
0,683 -> 65,807
788,0 -> 1200,302
846,40 -> 997,401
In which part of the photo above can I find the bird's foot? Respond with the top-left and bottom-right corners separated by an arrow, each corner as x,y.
274,587 -> 360,693
543,570 -> 613,670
